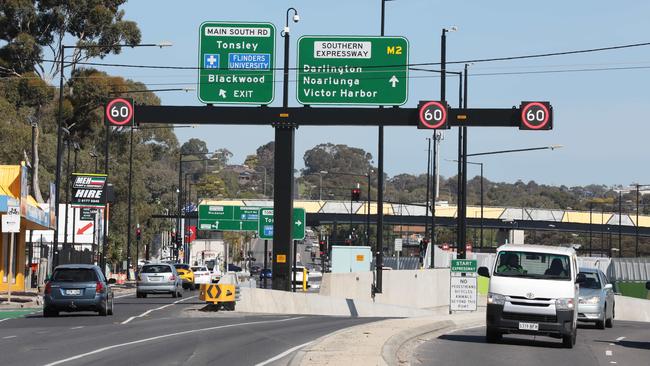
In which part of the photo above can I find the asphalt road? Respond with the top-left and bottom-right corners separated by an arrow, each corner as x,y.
0,289 -> 378,366
412,320 -> 650,366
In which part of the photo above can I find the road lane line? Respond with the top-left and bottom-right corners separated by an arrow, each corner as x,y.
121,295 -> 197,325
114,293 -> 135,299
609,362 -> 617,364
2,335 -> 17,339
253,341 -> 314,366
0,319 -> 10,323
615,336 -> 626,341
44,316 -> 305,366
70,326 -> 84,330
605,350 -> 613,356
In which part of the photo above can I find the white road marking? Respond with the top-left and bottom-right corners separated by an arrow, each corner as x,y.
2,335 -> 17,339
70,326 -> 84,330
253,341 -> 314,366
121,295 -> 197,325
609,362 -> 617,364
606,350 -> 613,356
615,336 -> 626,341
44,316 -> 305,366
0,319 -> 10,323
114,293 -> 135,299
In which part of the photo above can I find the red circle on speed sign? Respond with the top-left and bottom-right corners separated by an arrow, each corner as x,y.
520,102 -> 550,130
419,101 -> 447,129
105,98 -> 134,126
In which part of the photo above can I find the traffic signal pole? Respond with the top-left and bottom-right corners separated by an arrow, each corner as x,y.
272,8 -> 299,292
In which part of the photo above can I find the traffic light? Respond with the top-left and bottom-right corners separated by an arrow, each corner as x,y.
351,188 -> 361,201
319,240 -> 326,256
519,101 -> 552,130
136,228 -> 141,241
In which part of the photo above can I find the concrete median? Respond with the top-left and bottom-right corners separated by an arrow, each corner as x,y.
236,287 -> 435,318
613,295 -> 650,322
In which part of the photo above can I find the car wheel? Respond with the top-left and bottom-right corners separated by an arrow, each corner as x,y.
177,290 -> 183,298
107,298 -> 114,316
172,290 -> 178,298
485,327 -> 502,343
98,300 -> 108,316
562,330 -> 576,348
605,304 -> 614,328
43,308 -> 59,318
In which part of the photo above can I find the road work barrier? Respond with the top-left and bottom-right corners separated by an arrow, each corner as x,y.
199,283 -> 237,311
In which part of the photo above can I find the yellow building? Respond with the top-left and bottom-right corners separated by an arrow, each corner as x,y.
0,163 -> 53,292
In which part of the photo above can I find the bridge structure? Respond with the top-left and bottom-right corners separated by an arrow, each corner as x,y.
194,199 -> 650,238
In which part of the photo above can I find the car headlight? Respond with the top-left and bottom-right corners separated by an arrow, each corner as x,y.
488,292 -> 506,305
555,298 -> 575,310
579,296 -> 601,305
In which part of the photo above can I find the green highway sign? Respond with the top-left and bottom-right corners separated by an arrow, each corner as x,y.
258,207 -> 306,240
451,259 -> 478,273
297,36 -> 409,105
198,21 -> 276,104
198,205 -> 260,231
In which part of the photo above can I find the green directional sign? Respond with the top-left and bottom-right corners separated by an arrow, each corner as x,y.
451,259 -> 478,273
198,205 -> 260,231
297,36 -> 409,105
258,207 -> 306,240
198,21 -> 276,104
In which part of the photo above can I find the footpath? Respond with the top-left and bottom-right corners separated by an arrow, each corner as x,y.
292,307 -> 485,366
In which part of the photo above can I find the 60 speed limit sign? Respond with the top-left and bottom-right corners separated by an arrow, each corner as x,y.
417,101 -> 448,129
519,101 -> 552,130
104,98 -> 134,126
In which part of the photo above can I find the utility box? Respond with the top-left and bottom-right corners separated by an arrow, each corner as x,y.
330,246 -> 372,273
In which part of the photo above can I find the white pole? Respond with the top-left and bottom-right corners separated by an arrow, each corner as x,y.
7,232 -> 14,303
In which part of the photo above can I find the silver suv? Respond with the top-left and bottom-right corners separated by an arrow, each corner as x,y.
136,264 -> 183,298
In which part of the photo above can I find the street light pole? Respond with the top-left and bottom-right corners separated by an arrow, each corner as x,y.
126,127 -> 134,278
619,190 -> 622,257
424,138 -> 431,241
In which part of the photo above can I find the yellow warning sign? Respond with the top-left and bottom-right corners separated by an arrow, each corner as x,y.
356,255 -> 365,262
276,254 -> 287,263
199,284 -> 235,303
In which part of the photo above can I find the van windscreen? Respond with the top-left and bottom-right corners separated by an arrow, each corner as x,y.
494,251 -> 571,280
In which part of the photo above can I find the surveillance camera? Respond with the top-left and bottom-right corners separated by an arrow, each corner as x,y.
293,14 -> 300,22
449,26 -> 458,32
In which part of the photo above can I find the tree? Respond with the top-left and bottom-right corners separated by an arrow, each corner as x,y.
0,1 -> 142,80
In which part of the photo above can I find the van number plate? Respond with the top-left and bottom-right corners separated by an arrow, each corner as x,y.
518,322 -> 539,331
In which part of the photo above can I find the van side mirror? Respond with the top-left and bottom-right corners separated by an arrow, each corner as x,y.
575,273 -> 587,284
604,283 -> 613,290
478,266 -> 490,278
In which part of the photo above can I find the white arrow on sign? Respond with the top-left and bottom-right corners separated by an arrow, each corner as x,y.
389,75 -> 399,87
219,89 -> 227,98
295,220 -> 302,227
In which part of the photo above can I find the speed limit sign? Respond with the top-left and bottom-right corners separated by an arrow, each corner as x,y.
105,98 -> 134,126
418,101 -> 448,129
519,101 -> 552,130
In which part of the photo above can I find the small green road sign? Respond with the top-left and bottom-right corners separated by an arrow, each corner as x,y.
198,21 -> 276,104
198,205 -> 260,231
258,207 -> 306,240
297,36 -> 409,105
451,259 -> 478,273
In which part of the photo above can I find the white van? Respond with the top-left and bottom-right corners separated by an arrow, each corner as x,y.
478,244 -> 584,348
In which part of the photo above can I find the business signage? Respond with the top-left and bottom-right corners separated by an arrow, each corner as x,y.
71,173 -> 108,207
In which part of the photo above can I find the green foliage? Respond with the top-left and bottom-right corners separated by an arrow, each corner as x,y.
0,0 -> 142,78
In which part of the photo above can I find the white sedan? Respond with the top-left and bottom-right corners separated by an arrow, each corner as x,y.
191,266 -> 211,289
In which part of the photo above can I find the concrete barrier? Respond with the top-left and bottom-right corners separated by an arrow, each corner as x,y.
319,269 -> 451,309
236,287 -> 435,318
614,295 -> 650,322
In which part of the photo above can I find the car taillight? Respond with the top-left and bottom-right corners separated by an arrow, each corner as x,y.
169,275 -> 175,281
96,281 -> 104,294
44,282 -> 52,295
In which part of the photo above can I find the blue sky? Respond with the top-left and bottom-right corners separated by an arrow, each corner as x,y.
95,0 -> 650,186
